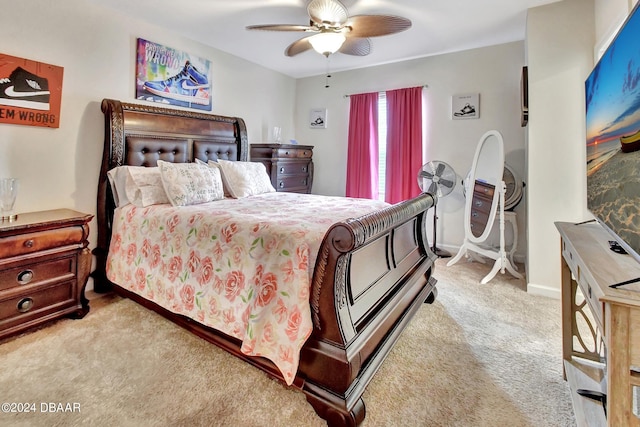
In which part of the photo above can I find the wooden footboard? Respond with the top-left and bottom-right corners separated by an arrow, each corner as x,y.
301,192 -> 438,426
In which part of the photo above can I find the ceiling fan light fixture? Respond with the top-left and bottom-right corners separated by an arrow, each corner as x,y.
308,32 -> 346,56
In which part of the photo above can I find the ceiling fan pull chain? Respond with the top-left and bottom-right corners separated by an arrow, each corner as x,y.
325,56 -> 332,88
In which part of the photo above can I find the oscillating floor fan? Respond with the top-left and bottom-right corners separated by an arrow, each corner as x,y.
417,161 -> 457,257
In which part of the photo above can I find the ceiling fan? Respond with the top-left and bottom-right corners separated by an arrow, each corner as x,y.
246,0 -> 412,57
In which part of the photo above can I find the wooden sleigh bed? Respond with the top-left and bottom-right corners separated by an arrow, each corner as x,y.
92,98 -> 438,426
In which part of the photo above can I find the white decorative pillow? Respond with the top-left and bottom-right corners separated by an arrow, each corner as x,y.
216,159 -> 276,198
107,166 -> 131,207
107,166 -> 170,207
157,160 -> 224,206
203,159 -> 232,197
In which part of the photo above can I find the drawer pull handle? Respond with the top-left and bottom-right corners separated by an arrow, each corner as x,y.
280,167 -> 285,173
472,212 -> 479,217
302,166 -> 307,172
588,285 -> 592,299
279,182 -> 284,188
17,298 -> 34,313
474,201 -> 483,207
17,269 -> 34,285
285,151 -> 289,155
24,239 -> 34,248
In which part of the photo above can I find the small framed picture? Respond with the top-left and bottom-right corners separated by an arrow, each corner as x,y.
309,108 -> 327,128
520,66 -> 529,127
452,93 -> 479,120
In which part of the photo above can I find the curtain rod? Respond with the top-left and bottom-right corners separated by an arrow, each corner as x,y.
343,85 -> 428,98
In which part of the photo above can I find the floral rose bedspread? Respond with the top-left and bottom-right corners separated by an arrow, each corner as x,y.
106,192 -> 389,385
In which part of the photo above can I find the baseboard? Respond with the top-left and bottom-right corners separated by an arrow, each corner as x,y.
527,282 -> 561,299
442,244 -> 560,299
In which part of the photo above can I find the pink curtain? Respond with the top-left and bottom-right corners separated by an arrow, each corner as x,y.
385,87 -> 423,204
346,92 -> 379,199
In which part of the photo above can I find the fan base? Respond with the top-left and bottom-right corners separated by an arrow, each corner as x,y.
432,246 -> 452,258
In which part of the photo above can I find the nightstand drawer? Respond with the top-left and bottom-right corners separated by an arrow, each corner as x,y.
0,255 -> 75,292
0,226 -> 84,258
0,281 -> 73,323
275,161 -> 311,177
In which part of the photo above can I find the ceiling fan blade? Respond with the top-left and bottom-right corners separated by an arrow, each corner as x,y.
308,0 -> 348,26
285,37 -> 313,57
339,37 -> 371,56
435,162 -> 446,176
246,24 -> 315,32
346,15 -> 412,38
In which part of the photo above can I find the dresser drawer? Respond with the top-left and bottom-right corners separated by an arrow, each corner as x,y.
473,181 -> 495,198
276,175 -> 311,192
273,147 -> 313,159
0,226 -> 84,258
471,195 -> 493,214
470,209 -> 491,237
0,255 -> 75,292
275,161 -> 311,177
0,280 -> 73,323
580,276 -> 604,331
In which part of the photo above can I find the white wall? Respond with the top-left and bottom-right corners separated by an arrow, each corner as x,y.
0,0 -> 296,290
594,0 -> 637,62
294,42 -> 527,260
525,0 -> 595,297
525,0 -> 636,298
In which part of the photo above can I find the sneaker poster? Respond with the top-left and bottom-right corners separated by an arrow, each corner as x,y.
452,93 -> 480,120
0,53 -> 63,128
136,38 -> 212,111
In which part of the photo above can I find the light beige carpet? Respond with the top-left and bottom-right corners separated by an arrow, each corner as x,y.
0,258 -> 575,427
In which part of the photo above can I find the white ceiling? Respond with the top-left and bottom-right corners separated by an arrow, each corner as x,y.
95,0 -> 561,79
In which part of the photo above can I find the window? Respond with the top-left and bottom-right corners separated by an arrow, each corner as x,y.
346,87 -> 424,202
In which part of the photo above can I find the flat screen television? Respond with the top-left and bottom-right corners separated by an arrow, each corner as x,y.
585,1 -> 640,264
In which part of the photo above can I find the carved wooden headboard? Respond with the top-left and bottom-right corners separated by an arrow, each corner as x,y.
92,99 -> 248,292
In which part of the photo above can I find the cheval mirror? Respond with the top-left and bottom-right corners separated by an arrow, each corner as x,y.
447,130 -> 523,284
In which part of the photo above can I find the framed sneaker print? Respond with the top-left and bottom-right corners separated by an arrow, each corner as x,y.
452,93 -> 479,120
135,38 -> 212,111
0,53 -> 63,128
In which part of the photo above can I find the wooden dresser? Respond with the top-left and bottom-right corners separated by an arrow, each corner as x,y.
556,221 -> 640,426
0,209 -> 93,340
250,143 -> 313,193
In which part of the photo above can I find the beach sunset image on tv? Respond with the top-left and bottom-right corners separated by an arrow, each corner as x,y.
586,3 -> 640,258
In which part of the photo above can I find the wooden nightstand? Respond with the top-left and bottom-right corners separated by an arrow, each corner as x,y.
250,143 -> 314,193
0,209 -> 93,340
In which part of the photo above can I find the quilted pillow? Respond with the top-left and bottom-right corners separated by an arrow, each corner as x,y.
157,160 -> 224,206
216,159 -> 276,198
107,166 -> 170,207
196,158 -> 233,197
